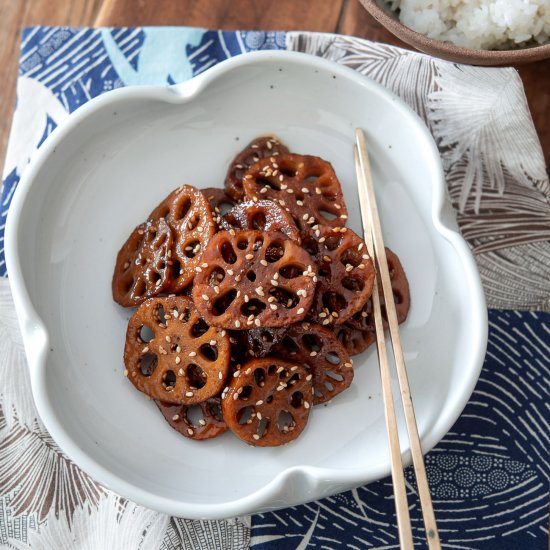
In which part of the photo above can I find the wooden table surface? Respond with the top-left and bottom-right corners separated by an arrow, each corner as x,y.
1,0 -> 549,176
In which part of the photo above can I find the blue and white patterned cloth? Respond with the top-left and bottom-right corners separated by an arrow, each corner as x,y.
0,26 -> 548,550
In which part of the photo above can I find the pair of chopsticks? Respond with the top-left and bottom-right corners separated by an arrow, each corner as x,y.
354,129 -> 441,550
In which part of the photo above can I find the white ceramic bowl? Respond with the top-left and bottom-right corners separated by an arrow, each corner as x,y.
5,51 -> 487,519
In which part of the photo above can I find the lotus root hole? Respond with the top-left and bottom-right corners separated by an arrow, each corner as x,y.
148,271 -> 161,285
173,196 -> 191,221
184,240 -> 201,258
237,237 -> 248,250
246,270 -> 257,282
319,209 -> 338,221
207,401 -> 223,422
342,277 -> 365,292
281,336 -> 299,354
279,264 -> 304,279
241,299 -> 266,316
199,343 -> 218,362
394,290 -> 403,304
322,291 -> 346,313
186,364 -> 207,388
162,370 -> 176,389
269,287 -> 299,309
238,405 -> 254,425
326,353 -> 341,366
277,410 -> 295,432
256,177 -> 279,191
301,235 -> 319,256
139,325 -> 154,343
220,241 -> 237,264
209,267 -> 226,286
280,167 -> 296,177
341,249 -> 361,268
251,212 -> 267,230
257,416 -> 269,437
239,385 -> 253,400
139,353 -> 157,376
327,369 -> 344,381
133,279 -> 146,298
265,242 -> 284,263
185,405 -> 204,427
212,290 -> 237,315
290,391 -> 303,408
254,368 -> 266,387
190,318 -> 209,338
154,304 -> 167,324
302,334 -> 321,352
253,236 -> 264,250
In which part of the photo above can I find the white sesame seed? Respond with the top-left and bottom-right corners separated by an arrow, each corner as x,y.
297,308 -> 305,315
123,369 -> 128,377
253,434 -> 260,440
306,374 -> 313,381
189,351 -> 197,357
175,356 -> 181,364
202,294 -> 209,301
235,320 -> 241,328
310,351 -> 318,357
260,259 -> 268,266
142,346 -> 149,353
186,391 -> 194,397
172,414 -> 180,421
254,319 -> 261,327
270,304 -> 277,310
188,428 -> 194,435
245,253 -> 254,260
304,401 -> 310,409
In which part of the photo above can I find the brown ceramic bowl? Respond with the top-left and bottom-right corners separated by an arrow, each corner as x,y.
360,0 -> 550,65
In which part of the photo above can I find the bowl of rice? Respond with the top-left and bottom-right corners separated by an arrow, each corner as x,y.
359,0 -> 550,65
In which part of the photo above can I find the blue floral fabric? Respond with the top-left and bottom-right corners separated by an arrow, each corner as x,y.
1,26 -> 548,550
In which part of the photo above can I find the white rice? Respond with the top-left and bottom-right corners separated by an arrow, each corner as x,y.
388,0 -> 550,50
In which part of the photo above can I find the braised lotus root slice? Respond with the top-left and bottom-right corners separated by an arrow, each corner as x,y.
346,248 -> 410,332
112,218 -> 173,307
124,296 -> 230,404
269,322 -> 353,404
225,136 -> 290,201
220,200 -> 300,243
301,225 -> 375,325
156,398 -> 227,440
243,153 -> 348,232
192,230 -> 317,329
221,358 -> 312,446
148,185 -> 216,293
334,324 -> 377,356
202,187 -> 237,226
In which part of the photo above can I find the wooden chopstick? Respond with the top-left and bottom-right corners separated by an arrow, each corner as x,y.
354,147 -> 414,549
355,128 -> 441,550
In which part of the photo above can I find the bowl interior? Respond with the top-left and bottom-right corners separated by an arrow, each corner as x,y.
12,54 -> 483,515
